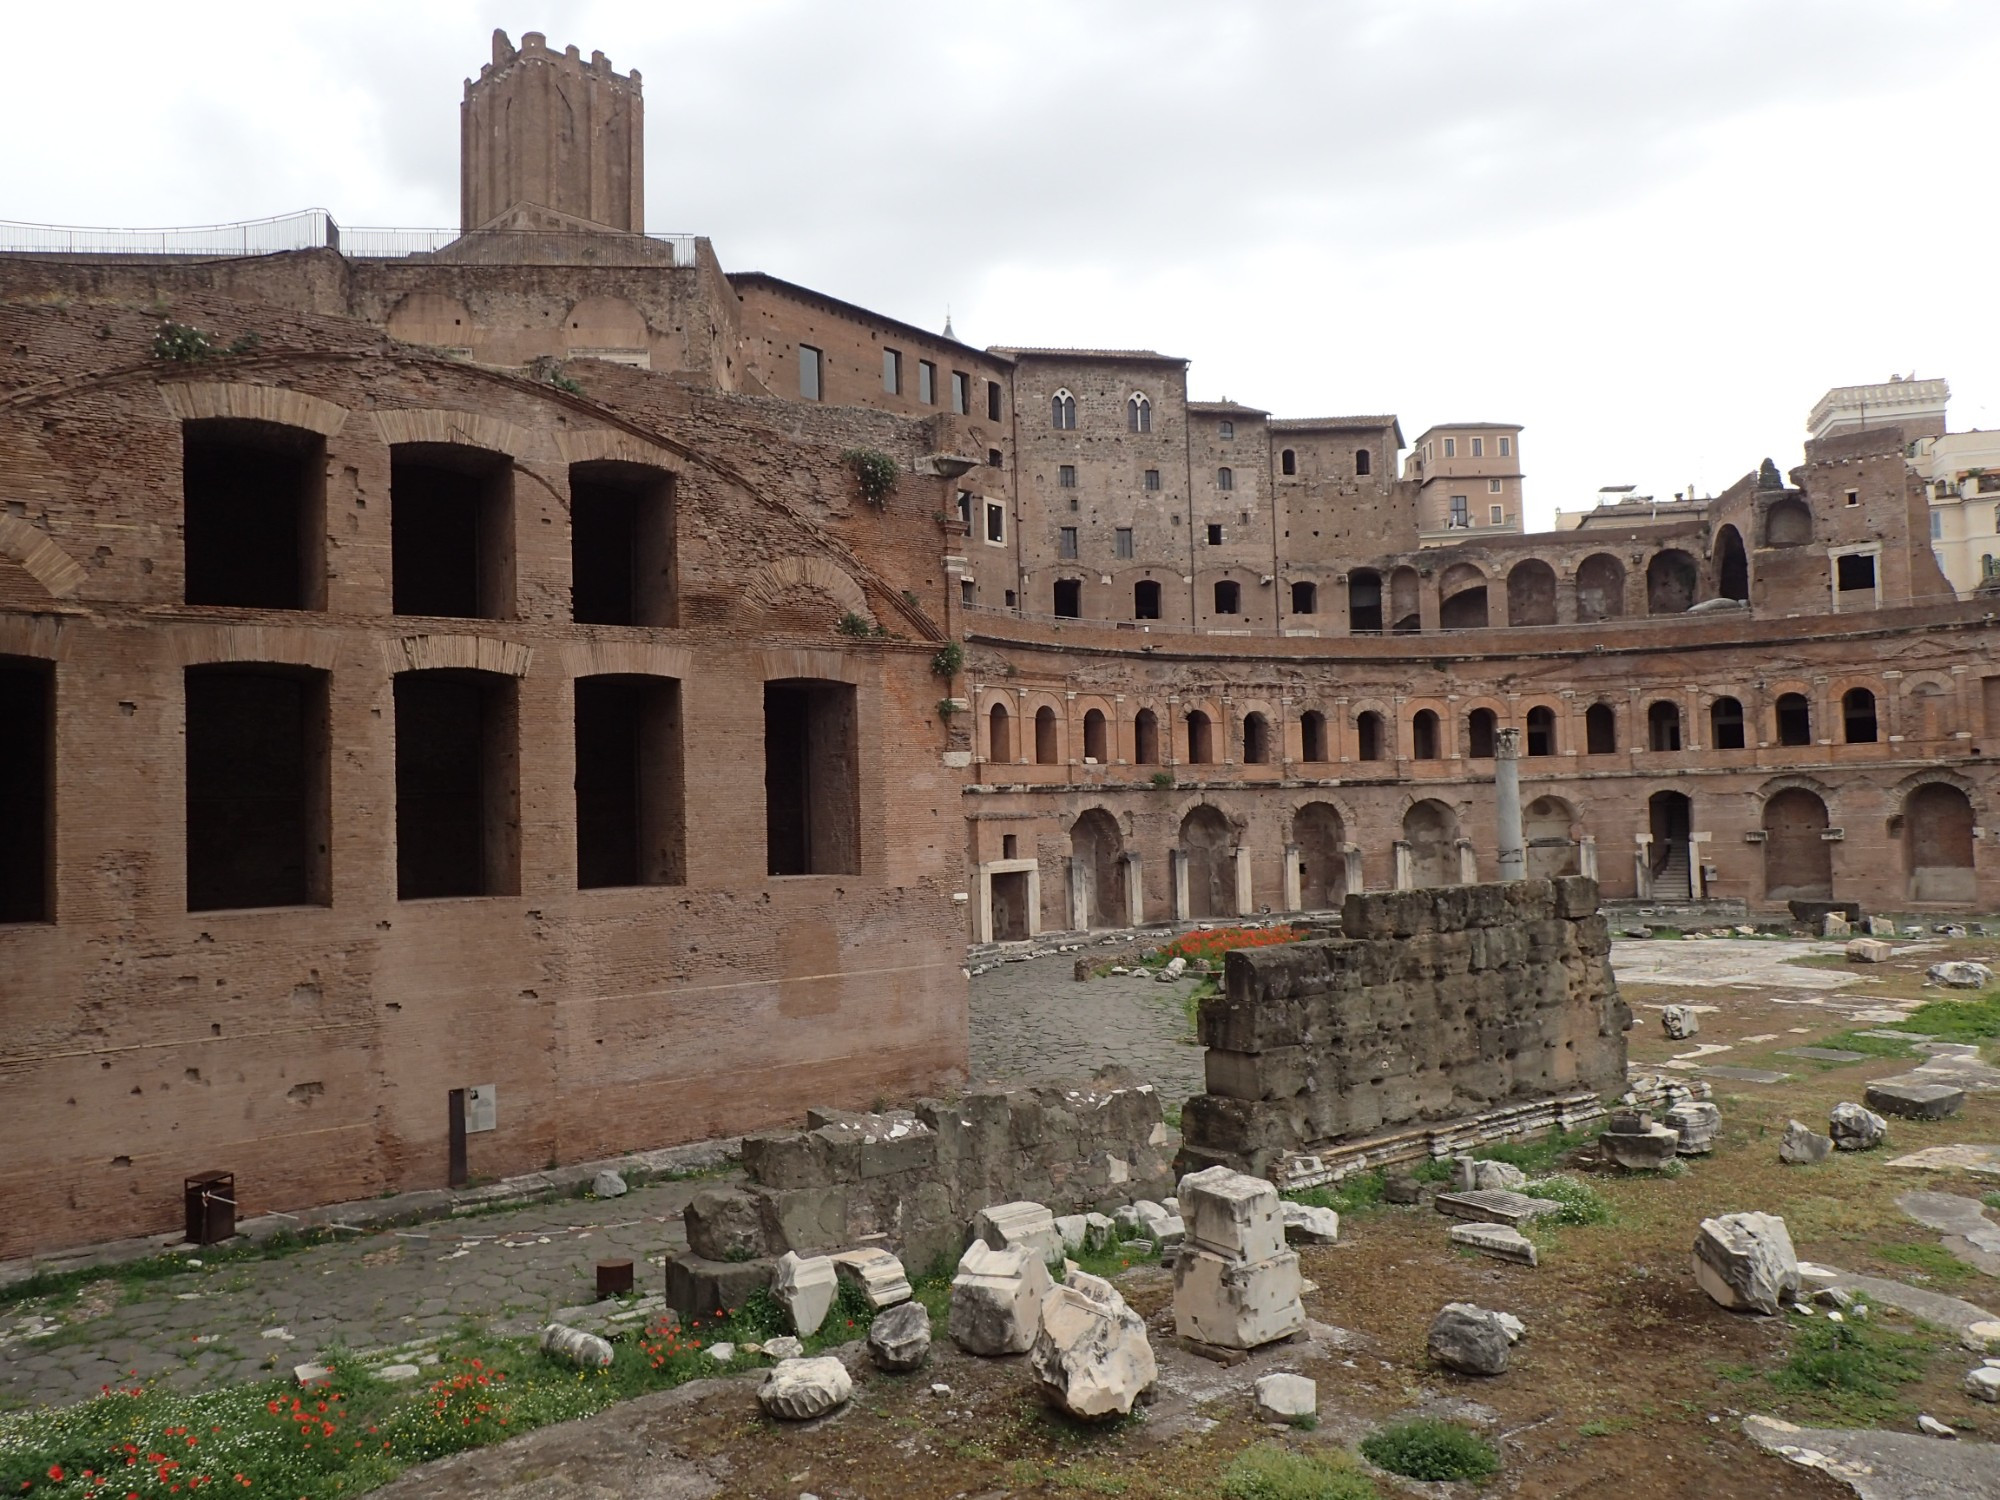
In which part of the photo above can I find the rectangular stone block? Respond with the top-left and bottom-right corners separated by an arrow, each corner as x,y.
740,1130 -> 820,1190
1203,1046 -> 1310,1102
754,1185 -> 848,1255
1179,1165 -> 1286,1262
1552,874 -> 1600,920
1171,1244 -> 1306,1350
664,1252 -> 775,1322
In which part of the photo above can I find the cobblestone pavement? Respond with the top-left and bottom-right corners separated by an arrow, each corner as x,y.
968,938 -> 1209,1106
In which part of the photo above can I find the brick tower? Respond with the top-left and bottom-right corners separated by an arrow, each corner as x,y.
460,29 -> 644,234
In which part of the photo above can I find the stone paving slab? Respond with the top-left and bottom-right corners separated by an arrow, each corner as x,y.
1745,1414 -> 2000,1500
1611,938 -> 1864,991
1695,1065 -> 1794,1083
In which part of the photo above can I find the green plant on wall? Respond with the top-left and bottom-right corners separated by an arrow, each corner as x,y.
930,641 -> 964,678
1150,770 -> 1176,790
153,322 -> 259,362
841,447 -> 899,506
935,698 -> 960,721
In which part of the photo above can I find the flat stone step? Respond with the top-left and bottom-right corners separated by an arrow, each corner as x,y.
1433,1189 -> 1564,1227
1866,1079 -> 1968,1120
1447,1221 -> 1538,1265
1776,1047 -> 1868,1063
1695,1065 -> 1793,1084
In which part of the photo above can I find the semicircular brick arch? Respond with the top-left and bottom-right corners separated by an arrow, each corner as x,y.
371,407 -> 534,458
554,427 -> 677,472
380,634 -> 533,677
1887,767 -> 1983,816
1752,772 -> 1838,809
158,381 -> 349,436
741,554 -> 875,627
0,514 -> 87,598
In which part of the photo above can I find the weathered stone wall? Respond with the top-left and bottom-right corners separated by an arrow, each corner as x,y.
1180,876 -> 1630,1179
694,1081 -> 1175,1275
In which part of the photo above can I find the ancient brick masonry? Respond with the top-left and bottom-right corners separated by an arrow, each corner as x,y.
1181,876 -> 1630,1179
683,1082 -> 1176,1285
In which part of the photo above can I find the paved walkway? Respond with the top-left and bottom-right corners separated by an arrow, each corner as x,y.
968,940 -> 1209,1106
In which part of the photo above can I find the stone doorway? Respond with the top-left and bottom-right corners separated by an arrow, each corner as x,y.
1292,802 -> 1346,909
1762,787 -> 1832,903
1648,791 -> 1692,898
1070,808 -> 1126,928
1180,805 -> 1234,918
1403,799 -> 1459,888
1905,783 -> 1975,903
990,869 -> 1031,941
1525,795 -> 1580,880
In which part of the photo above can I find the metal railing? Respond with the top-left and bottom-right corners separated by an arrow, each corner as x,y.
0,210 -> 696,266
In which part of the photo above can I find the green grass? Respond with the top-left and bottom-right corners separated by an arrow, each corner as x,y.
1359,1418 -> 1500,1482
1783,953 -> 1855,970
1523,1173 -> 1614,1228
1763,1315 -> 1940,1425
0,1286 -> 881,1497
1221,1443 -> 1380,1500
1473,1126 -> 1594,1177
1876,1242 -> 1977,1284
1285,1170 -> 1385,1219
1817,1030 -> 1923,1060
1887,992 -> 2000,1043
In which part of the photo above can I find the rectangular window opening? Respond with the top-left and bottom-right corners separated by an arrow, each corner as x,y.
1499,436 -> 1512,457
185,665 -> 330,912
951,371 -> 970,415
570,462 -> 677,627
1144,469 -> 1161,492
1059,526 -> 1079,559
0,658 -> 53,923
1837,553 -> 1876,592
575,675 -> 685,889
1059,464 -> 1077,488
1207,523 -> 1224,546
182,419 -> 326,610
987,380 -> 1003,421
882,348 -> 901,395
391,445 -> 515,620
765,679 -> 860,876
799,344 -> 823,401
394,670 -> 520,899
986,502 -> 1006,544
1471,437 -> 1484,457
919,361 -> 937,405
1114,527 -> 1134,559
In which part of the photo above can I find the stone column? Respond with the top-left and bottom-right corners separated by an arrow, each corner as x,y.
1495,726 -> 1525,882
1393,840 -> 1414,890
1578,834 -> 1598,881
1456,838 -> 1479,884
1343,843 -> 1366,897
1123,853 -> 1145,926
1282,842 -> 1302,912
1633,834 -> 1653,900
1170,848 -> 1190,920
1068,856 -> 1090,932
1232,846 -> 1253,916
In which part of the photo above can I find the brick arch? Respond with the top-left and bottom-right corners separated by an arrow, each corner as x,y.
554,428 -> 677,472
562,641 -> 694,681
1753,772 -> 1838,811
740,554 -> 875,627
1281,790 -> 1361,832
1887,767 -> 1983,817
158,381 -> 349,436
171,625 -> 340,671
371,407 -> 535,459
380,634 -> 533,677
0,514 -> 87,598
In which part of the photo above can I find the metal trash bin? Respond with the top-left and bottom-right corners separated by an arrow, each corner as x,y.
184,1170 -> 236,1244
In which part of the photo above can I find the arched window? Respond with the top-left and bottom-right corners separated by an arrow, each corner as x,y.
1218,420 -> 1235,440
1467,708 -> 1496,759
1186,710 -> 1214,764
1585,702 -> 1616,754
1133,579 -> 1161,620
1356,710 -> 1383,761
1217,466 -> 1235,491
988,702 -> 1012,763
1127,393 -> 1151,433
1300,710 -> 1327,763
1776,692 -> 1812,747
1242,712 -> 1270,765
1412,709 -> 1440,760
1051,389 -> 1076,430
1290,580 -> 1317,615
1034,705 -> 1058,764
1526,705 -> 1556,757
1133,708 -> 1160,765
1354,449 -> 1371,476
1842,687 -> 1878,744
1648,700 -> 1682,752
1281,449 -> 1297,476
1214,580 -> 1241,614
1082,708 -> 1108,763
1710,696 -> 1744,749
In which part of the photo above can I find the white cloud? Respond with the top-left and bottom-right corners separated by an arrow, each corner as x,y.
6,0 -> 1999,524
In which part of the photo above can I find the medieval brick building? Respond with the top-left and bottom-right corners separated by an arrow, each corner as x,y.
2,29 -> 1994,1255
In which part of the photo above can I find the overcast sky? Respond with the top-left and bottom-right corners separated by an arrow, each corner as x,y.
8,1 -> 1999,527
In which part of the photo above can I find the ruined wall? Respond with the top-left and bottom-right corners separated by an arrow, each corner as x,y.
701,1082 -> 1175,1273
1180,877 -> 1629,1180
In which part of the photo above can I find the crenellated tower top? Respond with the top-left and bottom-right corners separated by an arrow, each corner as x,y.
461,29 -> 644,234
